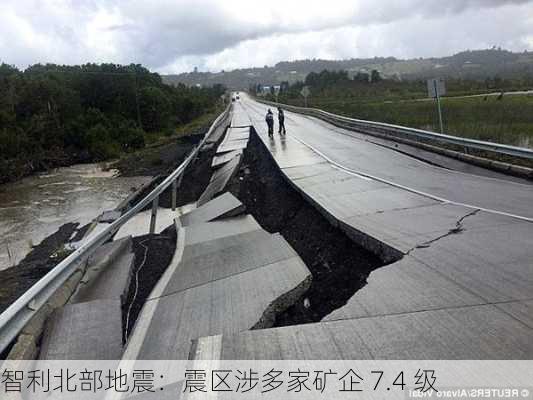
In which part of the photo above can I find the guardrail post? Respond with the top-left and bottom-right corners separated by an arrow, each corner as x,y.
149,195 -> 159,234
171,179 -> 177,211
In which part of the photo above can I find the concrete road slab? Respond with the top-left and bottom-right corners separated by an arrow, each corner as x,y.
496,300 -> 533,328
324,256 -> 486,321
306,186 -> 436,221
39,299 -> 123,360
210,153 -> 242,183
136,256 -> 311,359
163,233 -> 296,295
269,145 -> 326,169
205,120 -> 229,144
71,237 -> 134,304
198,154 -> 242,206
226,133 -> 250,142
212,149 -> 242,167
294,173 -> 388,196
193,303 -> 533,360
225,127 -> 250,142
231,110 -> 251,127
291,169 -> 382,190
348,204 -> 523,252
217,139 -> 249,154
283,163 -> 336,180
179,192 -> 244,227
184,215 -> 261,246
182,229 -> 271,261
115,207 -> 176,239
228,126 -> 250,134
411,221 -> 533,302
193,323 -> 372,360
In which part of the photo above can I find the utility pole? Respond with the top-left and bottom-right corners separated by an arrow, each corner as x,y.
134,70 -> 142,129
434,80 -> 444,134
428,78 -> 445,134
300,86 -> 310,108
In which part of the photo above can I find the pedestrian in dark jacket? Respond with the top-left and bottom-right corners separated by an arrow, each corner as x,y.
265,109 -> 274,137
278,107 -> 286,135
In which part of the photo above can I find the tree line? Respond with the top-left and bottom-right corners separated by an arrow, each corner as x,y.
0,63 -> 225,183
257,68 -> 533,106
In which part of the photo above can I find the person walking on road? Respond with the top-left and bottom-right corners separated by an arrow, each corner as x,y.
265,109 -> 274,137
278,107 -> 286,135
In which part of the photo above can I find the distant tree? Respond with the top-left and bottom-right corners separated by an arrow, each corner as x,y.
139,86 -> 171,132
353,72 -> 370,83
370,70 -> 382,83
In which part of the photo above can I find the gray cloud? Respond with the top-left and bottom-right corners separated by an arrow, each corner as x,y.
1,0 -> 532,72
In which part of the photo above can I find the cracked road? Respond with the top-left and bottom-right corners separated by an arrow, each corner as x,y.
241,95 -> 533,222
230,95 -> 533,357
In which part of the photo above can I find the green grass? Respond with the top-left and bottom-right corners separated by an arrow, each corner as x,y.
142,106 -> 223,147
302,95 -> 533,148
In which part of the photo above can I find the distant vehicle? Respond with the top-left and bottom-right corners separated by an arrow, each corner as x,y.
236,95 -> 240,100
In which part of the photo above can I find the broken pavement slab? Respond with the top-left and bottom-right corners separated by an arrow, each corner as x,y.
212,149 -> 242,167
163,232 -> 297,296
192,303 -> 533,360
225,126 -> 250,141
183,214 -> 261,246
179,192 -> 245,226
205,114 -> 231,144
217,138 -> 249,153
114,207 -> 177,239
323,255 -> 486,321
70,236 -> 135,305
125,214 -> 311,360
39,299 -> 123,360
198,154 -> 242,206
133,254 -> 310,360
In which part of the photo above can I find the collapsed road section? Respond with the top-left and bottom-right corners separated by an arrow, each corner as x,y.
4,99 -> 533,363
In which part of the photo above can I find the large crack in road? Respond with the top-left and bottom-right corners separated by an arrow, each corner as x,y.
226,129 -> 387,326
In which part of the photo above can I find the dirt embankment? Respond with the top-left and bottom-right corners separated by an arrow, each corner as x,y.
0,222 -> 82,314
114,134 -> 204,178
227,129 -> 385,326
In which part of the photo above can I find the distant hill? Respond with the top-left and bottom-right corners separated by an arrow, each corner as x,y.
163,49 -> 533,89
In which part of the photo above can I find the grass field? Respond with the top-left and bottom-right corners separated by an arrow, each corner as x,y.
283,94 -> 533,148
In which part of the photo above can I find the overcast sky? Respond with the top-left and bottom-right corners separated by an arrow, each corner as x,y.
2,0 -> 533,74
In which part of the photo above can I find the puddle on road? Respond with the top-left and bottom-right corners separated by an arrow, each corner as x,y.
0,164 -> 151,270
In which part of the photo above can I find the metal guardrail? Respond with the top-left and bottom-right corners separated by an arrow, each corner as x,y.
0,104 -> 231,354
258,99 -> 533,161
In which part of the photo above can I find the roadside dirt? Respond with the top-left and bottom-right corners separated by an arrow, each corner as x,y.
227,129 -> 385,326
